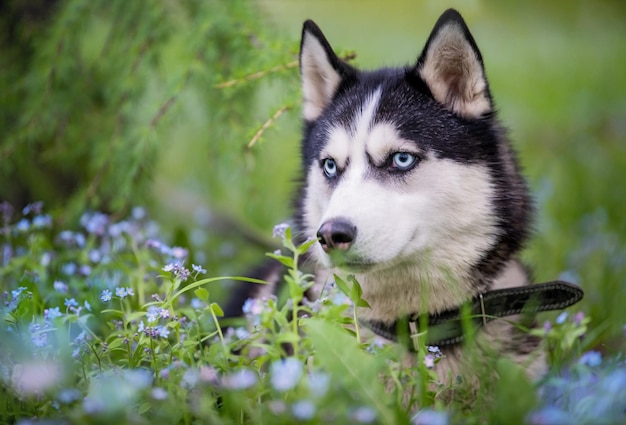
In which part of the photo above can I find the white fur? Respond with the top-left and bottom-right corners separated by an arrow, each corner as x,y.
303,108 -> 498,320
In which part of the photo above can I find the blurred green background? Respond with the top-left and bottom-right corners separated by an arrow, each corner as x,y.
1,0 -> 625,350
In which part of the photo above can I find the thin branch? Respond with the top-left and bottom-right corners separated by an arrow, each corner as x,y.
215,61 -> 298,89
216,51 -> 357,90
247,105 -> 292,149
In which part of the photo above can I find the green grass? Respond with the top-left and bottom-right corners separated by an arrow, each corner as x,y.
0,208 -> 623,424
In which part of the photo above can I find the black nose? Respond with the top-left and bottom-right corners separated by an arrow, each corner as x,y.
316,218 -> 357,252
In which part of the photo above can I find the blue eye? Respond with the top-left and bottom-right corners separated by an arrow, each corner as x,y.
322,158 -> 338,177
391,152 -> 418,171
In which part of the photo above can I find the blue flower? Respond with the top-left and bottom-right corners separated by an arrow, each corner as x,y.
291,400 -> 316,420
308,372 -> 330,398
30,323 -> 48,348
132,206 -> 146,220
152,387 -> 168,400
81,212 -> 108,235
578,350 -> 602,367
192,264 -> 206,274
555,312 -> 568,324
351,406 -> 377,423
84,300 -> 92,312
53,281 -> 68,293
146,307 -> 159,323
221,369 -> 258,390
527,407 -> 572,425
64,298 -> 78,308
11,287 -> 27,300
46,307 -> 62,320
138,321 -> 145,332
32,214 -> 52,228
115,287 -> 128,298
159,308 -> 170,319
62,262 -> 77,276
15,218 -> 30,232
413,409 -> 449,425
100,289 -> 112,302
157,326 -> 170,338
270,358 -> 303,392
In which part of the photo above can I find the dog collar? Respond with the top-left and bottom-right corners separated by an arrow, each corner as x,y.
360,280 -> 584,350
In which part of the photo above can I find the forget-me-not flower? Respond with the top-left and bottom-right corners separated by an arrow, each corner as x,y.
270,358 -> 303,392
100,289 -> 112,302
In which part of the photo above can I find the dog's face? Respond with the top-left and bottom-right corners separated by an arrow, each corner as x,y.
297,10 -> 530,282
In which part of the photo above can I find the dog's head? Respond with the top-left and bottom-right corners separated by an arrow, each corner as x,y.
296,9 -> 531,286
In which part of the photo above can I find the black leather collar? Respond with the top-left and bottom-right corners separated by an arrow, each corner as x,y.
361,280 -> 584,349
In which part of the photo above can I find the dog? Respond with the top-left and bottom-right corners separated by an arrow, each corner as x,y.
225,8 -> 583,392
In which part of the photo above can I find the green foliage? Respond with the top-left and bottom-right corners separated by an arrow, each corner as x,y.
3,206 -> 620,424
0,0 -> 298,222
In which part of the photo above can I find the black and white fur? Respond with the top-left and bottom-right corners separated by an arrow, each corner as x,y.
228,9 -> 544,382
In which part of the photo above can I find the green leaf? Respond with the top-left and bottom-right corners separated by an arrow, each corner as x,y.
490,358 -> 538,425
333,274 -> 350,296
296,237 -> 318,255
305,318 -> 398,424
210,303 -> 224,317
194,287 -> 209,302
266,252 -> 294,268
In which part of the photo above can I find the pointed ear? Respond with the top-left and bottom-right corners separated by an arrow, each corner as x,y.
417,9 -> 492,119
299,20 -> 354,121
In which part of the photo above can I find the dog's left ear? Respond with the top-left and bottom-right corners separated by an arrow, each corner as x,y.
416,9 -> 493,119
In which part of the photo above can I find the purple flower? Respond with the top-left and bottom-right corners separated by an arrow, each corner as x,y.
424,354 -> 436,369
273,223 -> 289,239
170,247 -> 188,259
159,308 -> 170,319
543,321 -> 552,333
573,311 -> 585,326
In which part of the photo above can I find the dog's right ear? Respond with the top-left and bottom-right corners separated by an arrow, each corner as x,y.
299,20 -> 354,122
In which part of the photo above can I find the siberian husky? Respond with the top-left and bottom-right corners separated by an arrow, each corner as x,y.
227,8 -> 583,392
